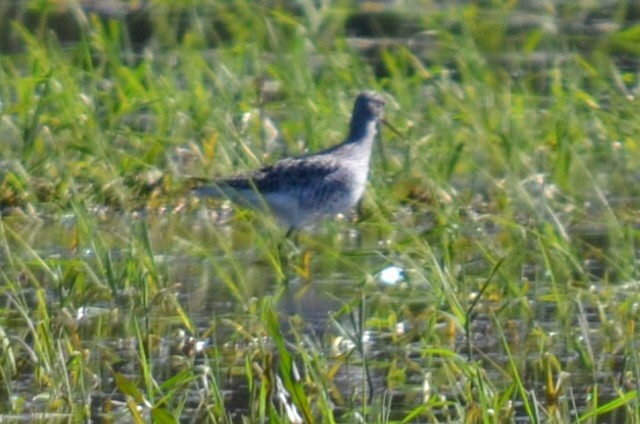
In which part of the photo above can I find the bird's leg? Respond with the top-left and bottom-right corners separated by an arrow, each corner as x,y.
285,226 -> 295,239
275,227 -> 296,283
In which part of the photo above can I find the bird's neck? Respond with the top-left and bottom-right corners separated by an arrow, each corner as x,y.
346,118 -> 378,145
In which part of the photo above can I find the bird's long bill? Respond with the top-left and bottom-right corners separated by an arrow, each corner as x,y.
381,118 -> 403,139
375,118 -> 404,173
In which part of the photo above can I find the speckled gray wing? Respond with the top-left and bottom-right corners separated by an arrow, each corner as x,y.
220,156 -> 347,199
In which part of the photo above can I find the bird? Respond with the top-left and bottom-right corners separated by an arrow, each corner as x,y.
193,91 -> 388,236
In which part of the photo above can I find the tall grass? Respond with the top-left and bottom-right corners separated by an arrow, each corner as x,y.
1,0 -> 640,422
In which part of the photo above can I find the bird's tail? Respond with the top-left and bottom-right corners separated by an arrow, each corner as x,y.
187,177 -> 226,199
189,177 -> 264,211
191,184 -> 230,199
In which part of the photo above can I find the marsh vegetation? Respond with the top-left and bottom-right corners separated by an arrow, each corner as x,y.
1,1 -> 640,422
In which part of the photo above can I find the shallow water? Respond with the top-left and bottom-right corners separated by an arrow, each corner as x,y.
1,200 -> 636,422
